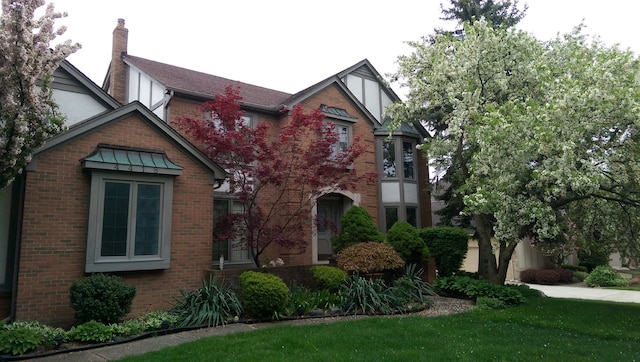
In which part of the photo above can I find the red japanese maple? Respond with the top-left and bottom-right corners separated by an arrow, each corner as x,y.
179,86 -> 374,267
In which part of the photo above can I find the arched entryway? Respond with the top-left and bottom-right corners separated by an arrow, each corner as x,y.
312,191 -> 359,263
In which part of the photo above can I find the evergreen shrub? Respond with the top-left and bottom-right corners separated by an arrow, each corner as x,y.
387,221 -> 429,265
310,265 -> 348,291
584,265 -> 629,287
562,264 -> 588,273
578,245 -> 610,272
332,206 -> 384,251
419,227 -> 469,277
69,274 -> 136,325
239,271 -> 289,319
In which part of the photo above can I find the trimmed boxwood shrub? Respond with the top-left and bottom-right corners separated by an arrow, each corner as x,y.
433,275 -> 525,306
69,273 -> 136,325
562,264 -> 588,273
578,245 -> 610,272
337,242 -> 405,274
419,227 -> 469,277
521,268 -> 574,284
332,206 -> 384,251
584,265 -> 629,288
310,265 -> 348,292
239,271 -> 289,319
520,269 -> 537,283
535,269 -> 561,285
558,268 -> 574,283
387,221 -> 429,265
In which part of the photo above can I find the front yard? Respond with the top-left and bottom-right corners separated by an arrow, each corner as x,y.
121,297 -> 640,361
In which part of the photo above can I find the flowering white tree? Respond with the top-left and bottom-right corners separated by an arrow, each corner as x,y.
391,20 -> 640,284
0,0 -> 79,189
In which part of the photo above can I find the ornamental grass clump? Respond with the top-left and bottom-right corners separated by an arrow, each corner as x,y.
171,277 -> 242,328
341,275 -> 395,315
337,242 -> 405,274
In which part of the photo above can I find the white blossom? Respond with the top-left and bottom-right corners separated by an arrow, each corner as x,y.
0,0 -> 80,189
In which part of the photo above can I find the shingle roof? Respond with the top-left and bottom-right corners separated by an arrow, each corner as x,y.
124,55 -> 292,108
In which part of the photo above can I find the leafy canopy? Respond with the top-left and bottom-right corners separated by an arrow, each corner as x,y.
391,19 -> 640,282
0,0 -> 79,189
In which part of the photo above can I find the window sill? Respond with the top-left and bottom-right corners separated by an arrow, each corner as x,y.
86,258 -> 169,273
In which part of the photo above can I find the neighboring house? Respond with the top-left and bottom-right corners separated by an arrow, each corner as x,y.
104,20 -> 431,269
0,60 -> 226,327
431,179 -> 561,281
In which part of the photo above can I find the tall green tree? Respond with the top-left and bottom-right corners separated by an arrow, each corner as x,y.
0,0 -> 79,189
440,0 -> 528,29
391,20 -> 640,284
429,0 -> 527,228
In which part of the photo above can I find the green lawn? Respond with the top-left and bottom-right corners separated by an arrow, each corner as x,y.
120,297 -> 640,361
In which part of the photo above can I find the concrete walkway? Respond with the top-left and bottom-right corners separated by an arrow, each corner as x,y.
25,284 -> 640,361
525,282 -> 640,304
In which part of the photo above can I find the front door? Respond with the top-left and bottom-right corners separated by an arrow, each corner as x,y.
316,197 -> 344,261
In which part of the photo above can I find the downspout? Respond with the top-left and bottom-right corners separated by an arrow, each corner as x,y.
9,173 -> 26,322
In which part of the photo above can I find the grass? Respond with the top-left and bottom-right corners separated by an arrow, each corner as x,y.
120,297 -> 640,361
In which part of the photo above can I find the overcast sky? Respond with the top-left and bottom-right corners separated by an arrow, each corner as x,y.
46,0 -> 640,97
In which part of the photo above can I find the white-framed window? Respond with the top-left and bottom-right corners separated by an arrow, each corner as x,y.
403,141 -> 416,179
206,111 -> 255,131
213,198 -> 251,263
379,138 -> 416,180
328,121 -> 352,159
382,140 -> 396,177
85,171 -> 174,272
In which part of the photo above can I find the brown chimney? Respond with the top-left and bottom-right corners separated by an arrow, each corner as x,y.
109,18 -> 128,104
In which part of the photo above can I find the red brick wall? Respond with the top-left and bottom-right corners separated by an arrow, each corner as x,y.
16,115 -> 214,327
109,19 -> 128,104
296,85 -> 379,220
166,85 -> 379,268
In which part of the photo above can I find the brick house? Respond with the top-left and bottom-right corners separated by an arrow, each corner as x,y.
0,19 -> 431,327
104,19 -> 432,269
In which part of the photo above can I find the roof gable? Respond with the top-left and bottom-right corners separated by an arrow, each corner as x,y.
30,101 -> 226,180
51,61 -> 122,125
53,61 -> 120,109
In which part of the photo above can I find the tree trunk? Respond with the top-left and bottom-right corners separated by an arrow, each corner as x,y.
475,214 -> 498,284
497,241 -> 517,285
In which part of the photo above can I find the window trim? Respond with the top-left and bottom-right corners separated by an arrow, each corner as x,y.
86,171 -> 174,272
402,140 -> 416,180
326,119 -> 353,160
382,139 -> 397,178
379,138 -> 417,180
